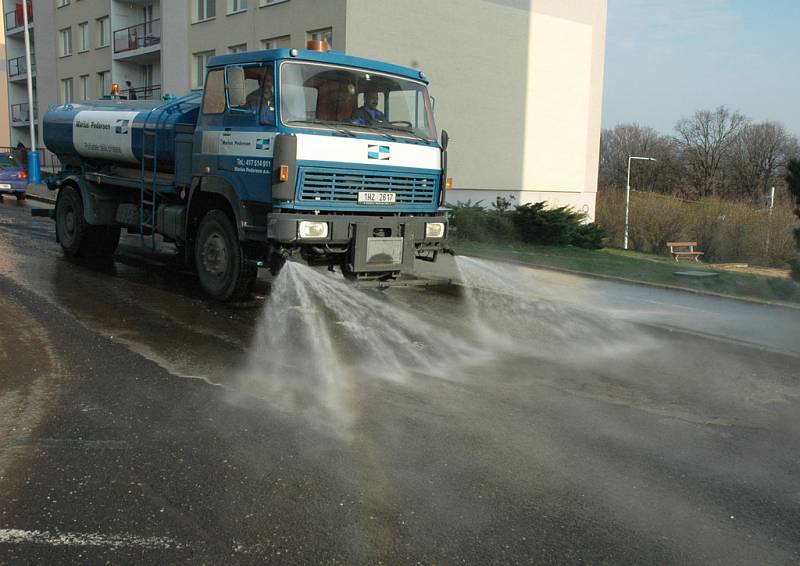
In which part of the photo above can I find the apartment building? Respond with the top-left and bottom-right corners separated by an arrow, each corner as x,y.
4,0 -> 36,147
5,0 -> 607,217
0,11 -> 9,147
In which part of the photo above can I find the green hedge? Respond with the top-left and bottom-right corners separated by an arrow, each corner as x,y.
448,200 -> 607,249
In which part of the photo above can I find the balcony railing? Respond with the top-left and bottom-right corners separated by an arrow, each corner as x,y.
7,55 -> 35,78
11,103 -> 37,124
113,19 -> 161,54
5,2 -> 33,31
124,84 -> 162,101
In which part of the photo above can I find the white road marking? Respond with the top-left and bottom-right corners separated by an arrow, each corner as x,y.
0,529 -> 184,550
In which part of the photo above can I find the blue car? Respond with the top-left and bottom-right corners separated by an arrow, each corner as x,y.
0,153 -> 28,200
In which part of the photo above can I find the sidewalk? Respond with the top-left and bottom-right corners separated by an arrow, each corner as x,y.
24,182 -> 56,204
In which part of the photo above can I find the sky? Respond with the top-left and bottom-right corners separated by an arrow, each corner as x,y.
602,0 -> 800,137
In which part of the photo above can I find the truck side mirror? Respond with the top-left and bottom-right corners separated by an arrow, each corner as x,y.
226,66 -> 247,108
441,129 -> 449,150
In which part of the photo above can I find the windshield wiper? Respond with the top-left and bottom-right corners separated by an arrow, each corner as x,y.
375,124 -> 433,145
287,119 -> 356,138
370,128 -> 398,142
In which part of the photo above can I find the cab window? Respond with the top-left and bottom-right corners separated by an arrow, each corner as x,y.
225,64 -> 275,125
201,69 -> 226,114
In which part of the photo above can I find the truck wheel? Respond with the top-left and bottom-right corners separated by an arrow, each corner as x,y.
92,226 -> 121,257
15,192 -> 26,201
194,210 -> 257,301
56,185 -> 92,257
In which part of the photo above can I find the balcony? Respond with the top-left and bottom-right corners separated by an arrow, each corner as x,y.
11,102 -> 37,125
7,54 -> 35,81
124,84 -> 162,100
5,2 -> 33,36
113,19 -> 161,61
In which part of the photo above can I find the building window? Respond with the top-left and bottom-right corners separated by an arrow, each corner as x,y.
97,70 -> 111,97
307,28 -> 332,49
228,0 -> 247,13
56,0 -> 70,7
229,44 -> 247,53
79,74 -> 90,99
59,28 -> 73,57
260,0 -> 288,6
97,16 -> 110,47
193,50 -> 215,88
60,78 -> 74,104
139,64 -> 154,88
78,22 -> 89,52
262,35 -> 290,49
194,0 -> 216,22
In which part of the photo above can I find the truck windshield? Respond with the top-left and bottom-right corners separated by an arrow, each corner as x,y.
279,61 -> 437,142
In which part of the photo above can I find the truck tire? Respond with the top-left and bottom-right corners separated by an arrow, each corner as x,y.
15,192 -> 26,201
56,185 -> 93,257
194,209 -> 256,301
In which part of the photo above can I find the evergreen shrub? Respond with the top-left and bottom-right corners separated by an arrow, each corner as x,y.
448,200 -> 606,249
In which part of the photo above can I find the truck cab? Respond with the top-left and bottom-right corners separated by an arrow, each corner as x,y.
44,43 -> 450,301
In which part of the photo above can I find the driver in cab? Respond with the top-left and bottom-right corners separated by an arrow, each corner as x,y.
246,69 -> 275,125
353,89 -> 384,125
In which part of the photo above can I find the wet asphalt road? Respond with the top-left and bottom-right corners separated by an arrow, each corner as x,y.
1,197 -> 800,564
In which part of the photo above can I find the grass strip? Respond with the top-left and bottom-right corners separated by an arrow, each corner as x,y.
451,239 -> 800,306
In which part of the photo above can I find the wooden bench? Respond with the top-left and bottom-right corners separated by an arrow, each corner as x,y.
667,241 -> 704,262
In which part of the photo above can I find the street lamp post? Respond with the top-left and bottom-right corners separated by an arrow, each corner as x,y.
624,156 -> 657,250
22,0 -> 41,184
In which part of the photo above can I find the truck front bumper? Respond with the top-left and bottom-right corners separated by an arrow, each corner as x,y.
266,212 -> 448,274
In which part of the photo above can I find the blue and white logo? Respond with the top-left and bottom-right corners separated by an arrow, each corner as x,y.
256,138 -> 271,150
368,145 -> 390,160
114,119 -> 130,135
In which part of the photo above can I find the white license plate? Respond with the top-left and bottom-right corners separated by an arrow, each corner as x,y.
0,184 -> 11,189
358,191 -> 396,204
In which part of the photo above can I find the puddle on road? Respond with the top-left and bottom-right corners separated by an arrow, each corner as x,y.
0,213 -> 261,384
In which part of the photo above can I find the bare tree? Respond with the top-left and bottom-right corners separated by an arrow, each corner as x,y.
599,123 -> 681,194
726,121 -> 798,200
786,158 -> 800,281
674,106 -> 749,197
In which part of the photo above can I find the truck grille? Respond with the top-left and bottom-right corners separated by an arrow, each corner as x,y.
298,168 -> 438,205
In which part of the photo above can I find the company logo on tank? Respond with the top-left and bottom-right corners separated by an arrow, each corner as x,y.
73,110 -> 139,164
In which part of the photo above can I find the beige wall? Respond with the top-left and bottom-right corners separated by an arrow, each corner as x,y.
346,0 -> 607,220
346,0 -> 530,196
161,0 -> 189,96
524,0 -> 607,219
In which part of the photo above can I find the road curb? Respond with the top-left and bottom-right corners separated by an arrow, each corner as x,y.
460,251 -> 800,312
24,183 -> 57,205
25,193 -> 56,205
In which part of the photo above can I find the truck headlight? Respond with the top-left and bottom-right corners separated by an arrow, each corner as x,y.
425,222 -> 445,239
298,220 -> 329,239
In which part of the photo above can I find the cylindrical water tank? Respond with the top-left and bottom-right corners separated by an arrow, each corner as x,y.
43,98 -> 200,173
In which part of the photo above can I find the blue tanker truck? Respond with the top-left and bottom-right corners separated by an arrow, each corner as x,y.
41,42 -> 451,301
